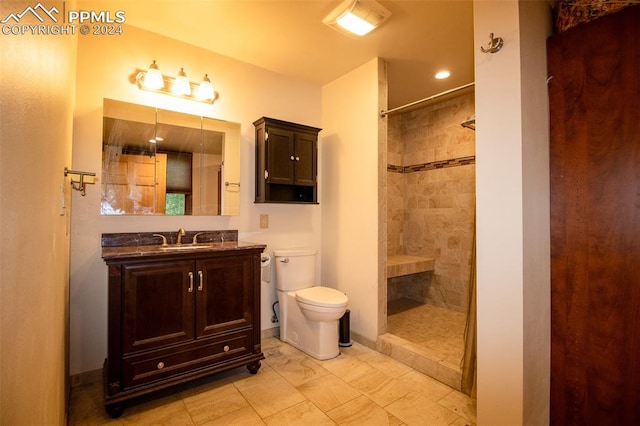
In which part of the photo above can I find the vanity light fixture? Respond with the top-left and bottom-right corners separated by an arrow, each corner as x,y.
323,0 -> 391,37
132,60 -> 218,104
173,68 -> 191,96
143,60 -> 164,90
195,74 -> 214,101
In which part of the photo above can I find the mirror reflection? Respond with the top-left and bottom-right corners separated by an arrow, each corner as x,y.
101,99 -> 240,216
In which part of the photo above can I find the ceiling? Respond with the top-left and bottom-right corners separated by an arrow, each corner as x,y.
116,0 -> 475,109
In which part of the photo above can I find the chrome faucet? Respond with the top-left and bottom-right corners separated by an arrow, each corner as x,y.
176,228 -> 186,245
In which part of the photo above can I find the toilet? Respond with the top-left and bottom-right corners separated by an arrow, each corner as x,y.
273,248 -> 348,360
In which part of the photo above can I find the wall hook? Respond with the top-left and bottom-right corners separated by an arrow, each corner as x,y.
480,33 -> 504,54
64,167 -> 96,196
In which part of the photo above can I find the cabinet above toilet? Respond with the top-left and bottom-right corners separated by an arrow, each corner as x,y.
253,117 -> 321,204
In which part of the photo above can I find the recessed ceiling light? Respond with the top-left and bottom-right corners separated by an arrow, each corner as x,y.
435,70 -> 451,80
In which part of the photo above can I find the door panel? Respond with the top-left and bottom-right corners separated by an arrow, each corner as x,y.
122,260 -> 194,353
266,127 -> 294,184
548,5 -> 640,424
102,153 -> 167,214
294,132 -> 316,186
195,256 -> 253,337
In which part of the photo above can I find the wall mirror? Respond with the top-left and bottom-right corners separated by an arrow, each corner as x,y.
101,99 -> 240,216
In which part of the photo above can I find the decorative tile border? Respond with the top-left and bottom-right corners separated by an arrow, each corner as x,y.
387,156 -> 475,173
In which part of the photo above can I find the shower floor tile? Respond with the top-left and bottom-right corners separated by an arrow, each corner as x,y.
386,299 -> 466,382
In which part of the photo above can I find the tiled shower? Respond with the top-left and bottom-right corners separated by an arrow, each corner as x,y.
382,90 -> 476,389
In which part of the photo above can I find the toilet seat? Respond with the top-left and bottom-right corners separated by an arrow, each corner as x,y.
296,286 -> 348,308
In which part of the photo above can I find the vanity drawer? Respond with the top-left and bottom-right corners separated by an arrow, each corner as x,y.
123,331 -> 251,388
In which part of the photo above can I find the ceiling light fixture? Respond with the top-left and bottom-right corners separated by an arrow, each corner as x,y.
323,0 -> 391,37
435,70 -> 451,80
132,61 -> 218,104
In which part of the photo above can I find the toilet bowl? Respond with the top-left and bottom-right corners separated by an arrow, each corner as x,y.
274,248 -> 348,360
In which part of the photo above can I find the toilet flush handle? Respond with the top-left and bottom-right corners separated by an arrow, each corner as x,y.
279,258 -> 289,263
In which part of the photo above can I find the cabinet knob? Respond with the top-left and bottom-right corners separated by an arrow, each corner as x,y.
295,156 -> 300,161
157,361 -> 165,370
290,156 -> 295,161
223,345 -> 230,352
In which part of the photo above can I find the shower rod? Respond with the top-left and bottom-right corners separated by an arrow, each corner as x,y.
380,82 -> 475,118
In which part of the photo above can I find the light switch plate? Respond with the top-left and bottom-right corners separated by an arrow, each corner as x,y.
259,214 -> 269,229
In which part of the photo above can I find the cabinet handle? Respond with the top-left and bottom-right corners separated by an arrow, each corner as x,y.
157,361 -> 165,370
290,155 -> 295,161
223,345 -> 230,352
188,272 -> 194,293
198,270 -> 203,291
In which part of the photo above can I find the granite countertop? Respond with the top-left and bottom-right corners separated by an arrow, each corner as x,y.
101,230 -> 265,261
102,241 -> 266,260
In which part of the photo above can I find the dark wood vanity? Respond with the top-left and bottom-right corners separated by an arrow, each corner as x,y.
101,230 -> 265,417
254,117 -> 320,204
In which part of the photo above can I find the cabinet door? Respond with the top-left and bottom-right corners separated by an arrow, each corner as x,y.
266,127 -> 295,184
195,255 -> 253,337
293,132 -> 317,186
122,260 -> 194,353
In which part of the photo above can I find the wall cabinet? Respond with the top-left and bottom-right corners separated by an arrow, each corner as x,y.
102,247 -> 264,417
254,117 -> 320,203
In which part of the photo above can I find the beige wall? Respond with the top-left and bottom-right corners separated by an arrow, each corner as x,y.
321,58 -> 384,342
474,1 -> 551,424
0,4 -> 77,423
520,1 -> 552,423
70,25 -> 322,375
387,93 -> 476,311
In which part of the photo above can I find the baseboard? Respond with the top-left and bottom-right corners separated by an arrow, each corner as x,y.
70,368 -> 102,388
261,327 -> 280,339
350,331 -> 377,350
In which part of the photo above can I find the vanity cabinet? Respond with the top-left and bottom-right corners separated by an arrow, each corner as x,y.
103,246 -> 264,417
254,117 -> 320,204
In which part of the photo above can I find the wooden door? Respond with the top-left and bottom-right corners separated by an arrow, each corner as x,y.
548,5 -> 640,424
195,255 -> 253,338
293,132 -> 317,186
102,153 -> 167,214
122,260 -> 195,353
266,127 -> 295,184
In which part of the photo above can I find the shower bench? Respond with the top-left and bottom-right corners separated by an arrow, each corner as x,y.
387,254 -> 435,278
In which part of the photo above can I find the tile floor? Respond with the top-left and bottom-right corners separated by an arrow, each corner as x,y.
68,336 -> 476,425
379,299 -> 467,390
387,300 -> 466,371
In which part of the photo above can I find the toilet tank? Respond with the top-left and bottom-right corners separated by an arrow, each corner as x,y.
273,248 -> 318,291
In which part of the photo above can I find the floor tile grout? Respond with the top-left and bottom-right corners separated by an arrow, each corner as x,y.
68,335 -> 475,425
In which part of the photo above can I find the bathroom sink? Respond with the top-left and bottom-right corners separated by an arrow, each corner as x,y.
159,244 -> 214,251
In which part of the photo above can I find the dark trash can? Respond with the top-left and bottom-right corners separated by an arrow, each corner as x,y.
339,309 -> 352,347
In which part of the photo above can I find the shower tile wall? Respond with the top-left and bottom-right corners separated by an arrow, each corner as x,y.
387,93 -> 475,312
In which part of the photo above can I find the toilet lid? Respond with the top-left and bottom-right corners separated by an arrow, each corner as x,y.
296,286 -> 348,308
